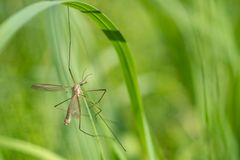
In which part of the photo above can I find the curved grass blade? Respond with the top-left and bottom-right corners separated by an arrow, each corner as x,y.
0,1 -> 158,159
0,135 -> 65,160
0,1 -> 62,54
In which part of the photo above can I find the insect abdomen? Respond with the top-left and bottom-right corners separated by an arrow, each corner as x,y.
64,113 -> 71,125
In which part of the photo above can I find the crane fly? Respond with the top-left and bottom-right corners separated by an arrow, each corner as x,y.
31,7 -> 126,151
31,73 -> 106,132
32,75 -> 126,151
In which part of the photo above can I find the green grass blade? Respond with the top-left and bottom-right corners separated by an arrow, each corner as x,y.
82,98 -> 106,159
0,1 -> 158,159
64,2 -> 158,159
0,1 -> 61,54
0,135 -> 65,160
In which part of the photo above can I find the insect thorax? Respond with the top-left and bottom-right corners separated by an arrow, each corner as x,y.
72,84 -> 81,96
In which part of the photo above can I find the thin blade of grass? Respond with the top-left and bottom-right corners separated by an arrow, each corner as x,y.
0,135 -> 65,160
81,97 -> 106,159
0,1 -> 61,54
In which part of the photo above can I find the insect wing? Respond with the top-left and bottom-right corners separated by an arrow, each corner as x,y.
32,84 -> 69,91
68,95 -> 80,119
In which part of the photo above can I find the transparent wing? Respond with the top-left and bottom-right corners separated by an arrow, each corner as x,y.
32,84 -> 69,92
68,95 -> 80,119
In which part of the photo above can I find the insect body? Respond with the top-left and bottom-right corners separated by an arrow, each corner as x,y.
31,78 -> 125,151
64,83 -> 83,125
32,74 -> 105,126
64,84 -> 80,125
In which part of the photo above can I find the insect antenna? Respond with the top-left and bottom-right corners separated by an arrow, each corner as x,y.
81,68 -> 87,80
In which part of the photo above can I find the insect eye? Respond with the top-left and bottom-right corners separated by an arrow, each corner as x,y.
79,81 -> 87,86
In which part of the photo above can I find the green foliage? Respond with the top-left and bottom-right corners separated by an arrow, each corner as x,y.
0,1 -> 156,159
0,135 -> 65,160
1,0 -> 240,160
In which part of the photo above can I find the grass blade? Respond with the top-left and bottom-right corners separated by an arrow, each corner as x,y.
0,135 -> 65,160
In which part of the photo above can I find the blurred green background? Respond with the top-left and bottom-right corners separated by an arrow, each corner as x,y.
1,0 -> 240,160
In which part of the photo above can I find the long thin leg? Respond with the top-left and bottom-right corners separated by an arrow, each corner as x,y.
85,89 -> 106,105
54,97 -> 72,108
94,107 -> 102,118
67,6 -> 75,83
76,97 -> 101,137
78,95 -> 118,125
81,95 -> 126,151
81,96 -> 121,128
84,88 -> 106,117
80,94 -> 94,105
80,94 -> 102,118
78,96 -> 124,150
98,114 -> 126,151
81,113 -> 118,125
